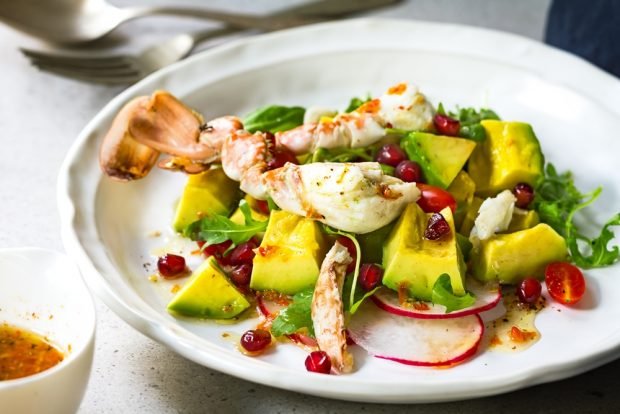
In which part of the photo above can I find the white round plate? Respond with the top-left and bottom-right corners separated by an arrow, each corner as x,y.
58,19 -> 620,403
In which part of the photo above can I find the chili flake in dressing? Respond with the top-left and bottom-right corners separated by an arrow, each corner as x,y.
0,323 -> 64,381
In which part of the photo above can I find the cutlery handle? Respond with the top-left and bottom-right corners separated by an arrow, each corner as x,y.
126,6 -> 319,31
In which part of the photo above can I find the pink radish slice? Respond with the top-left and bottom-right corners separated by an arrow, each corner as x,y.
348,300 -> 483,366
256,295 -> 318,348
372,280 -> 501,319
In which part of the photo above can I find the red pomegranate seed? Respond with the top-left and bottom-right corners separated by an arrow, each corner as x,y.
304,351 -> 331,374
336,236 -> 357,274
359,263 -> 384,291
157,254 -> 187,279
395,160 -> 424,183
230,263 -> 253,287
240,329 -> 272,353
254,199 -> 271,215
517,277 -> 542,304
375,143 -> 407,167
424,213 -> 451,240
229,240 -> 257,265
201,240 -> 233,258
513,182 -> 535,209
433,114 -> 461,136
267,148 -> 298,170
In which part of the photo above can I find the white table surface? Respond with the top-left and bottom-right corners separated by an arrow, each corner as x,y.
1,0 -> 619,412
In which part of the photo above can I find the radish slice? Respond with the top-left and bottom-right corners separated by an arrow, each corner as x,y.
256,294 -> 289,318
372,280 -> 501,319
348,301 -> 483,366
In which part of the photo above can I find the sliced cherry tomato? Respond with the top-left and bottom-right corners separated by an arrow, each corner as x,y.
416,183 -> 457,214
544,262 -> 586,305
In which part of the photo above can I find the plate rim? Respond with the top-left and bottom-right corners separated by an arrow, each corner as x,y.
57,18 -> 620,403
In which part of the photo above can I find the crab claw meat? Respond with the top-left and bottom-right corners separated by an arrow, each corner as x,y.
263,162 -> 420,234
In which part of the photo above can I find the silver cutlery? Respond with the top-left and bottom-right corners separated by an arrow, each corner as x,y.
20,0 -> 402,84
1,0 -> 400,45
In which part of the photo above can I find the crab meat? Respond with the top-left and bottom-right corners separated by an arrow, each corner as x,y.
470,190 -> 517,242
262,162 -> 420,234
311,242 -> 353,374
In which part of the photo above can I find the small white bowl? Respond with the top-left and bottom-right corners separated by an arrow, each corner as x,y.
0,248 -> 96,414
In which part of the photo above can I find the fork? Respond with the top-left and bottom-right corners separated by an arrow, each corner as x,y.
21,27 -> 242,84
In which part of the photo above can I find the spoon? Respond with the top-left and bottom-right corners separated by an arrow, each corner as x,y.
0,0 -> 402,45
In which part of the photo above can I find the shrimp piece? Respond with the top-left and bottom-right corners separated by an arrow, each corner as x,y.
311,241 -> 353,374
276,82 -> 434,155
221,130 -> 270,199
262,162 -> 420,233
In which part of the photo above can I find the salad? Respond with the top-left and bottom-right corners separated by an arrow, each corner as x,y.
99,82 -> 620,374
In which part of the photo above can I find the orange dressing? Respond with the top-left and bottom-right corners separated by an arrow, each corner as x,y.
0,323 -> 64,381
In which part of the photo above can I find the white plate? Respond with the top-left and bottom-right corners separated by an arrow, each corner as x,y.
58,19 -> 620,403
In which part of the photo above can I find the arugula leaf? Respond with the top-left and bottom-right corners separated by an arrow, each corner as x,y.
270,289 -> 314,337
321,225 -> 362,312
308,147 -> 374,163
431,274 -> 476,313
243,105 -> 305,133
183,200 -> 267,246
344,95 -> 371,113
342,275 -> 380,314
437,103 -> 500,142
533,163 -> 620,268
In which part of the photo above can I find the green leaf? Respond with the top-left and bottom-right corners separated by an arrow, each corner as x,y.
342,274 -> 380,314
431,274 -> 476,313
243,105 -> 305,133
309,146 -> 374,163
183,200 -> 268,246
321,225 -> 362,312
270,289 -> 314,337
533,163 -> 620,268
439,105 -> 500,142
344,95 -> 371,113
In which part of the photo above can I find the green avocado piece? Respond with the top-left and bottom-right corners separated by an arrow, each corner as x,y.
401,132 -> 477,189
471,223 -> 567,284
382,204 -> 466,301
172,168 -> 240,232
167,258 -> 250,319
468,120 -> 544,197
447,171 -> 476,230
459,196 -> 483,237
502,209 -> 540,234
250,210 -> 327,294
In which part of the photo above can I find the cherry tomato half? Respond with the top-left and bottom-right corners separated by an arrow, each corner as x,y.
544,262 -> 586,305
416,183 -> 457,214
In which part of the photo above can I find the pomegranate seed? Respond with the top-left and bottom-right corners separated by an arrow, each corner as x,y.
395,160 -> 424,183
254,199 -> 271,215
229,241 -> 257,265
240,329 -> 272,353
424,213 -> 451,240
433,114 -> 461,136
375,143 -> 407,167
517,277 -> 542,304
201,240 -> 233,258
230,263 -> 253,287
267,148 -> 298,170
157,254 -> 187,279
513,182 -> 535,209
359,263 -> 384,291
304,351 -> 331,374
336,236 -> 357,274
264,131 -> 276,149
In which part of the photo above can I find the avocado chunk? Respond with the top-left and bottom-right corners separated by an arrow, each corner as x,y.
401,132 -> 477,189
471,223 -> 567,284
468,120 -> 544,197
250,210 -> 327,294
172,168 -> 240,232
502,209 -> 540,233
447,171 -> 476,229
167,258 -> 250,319
382,204 -> 466,301
459,196 -> 484,236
